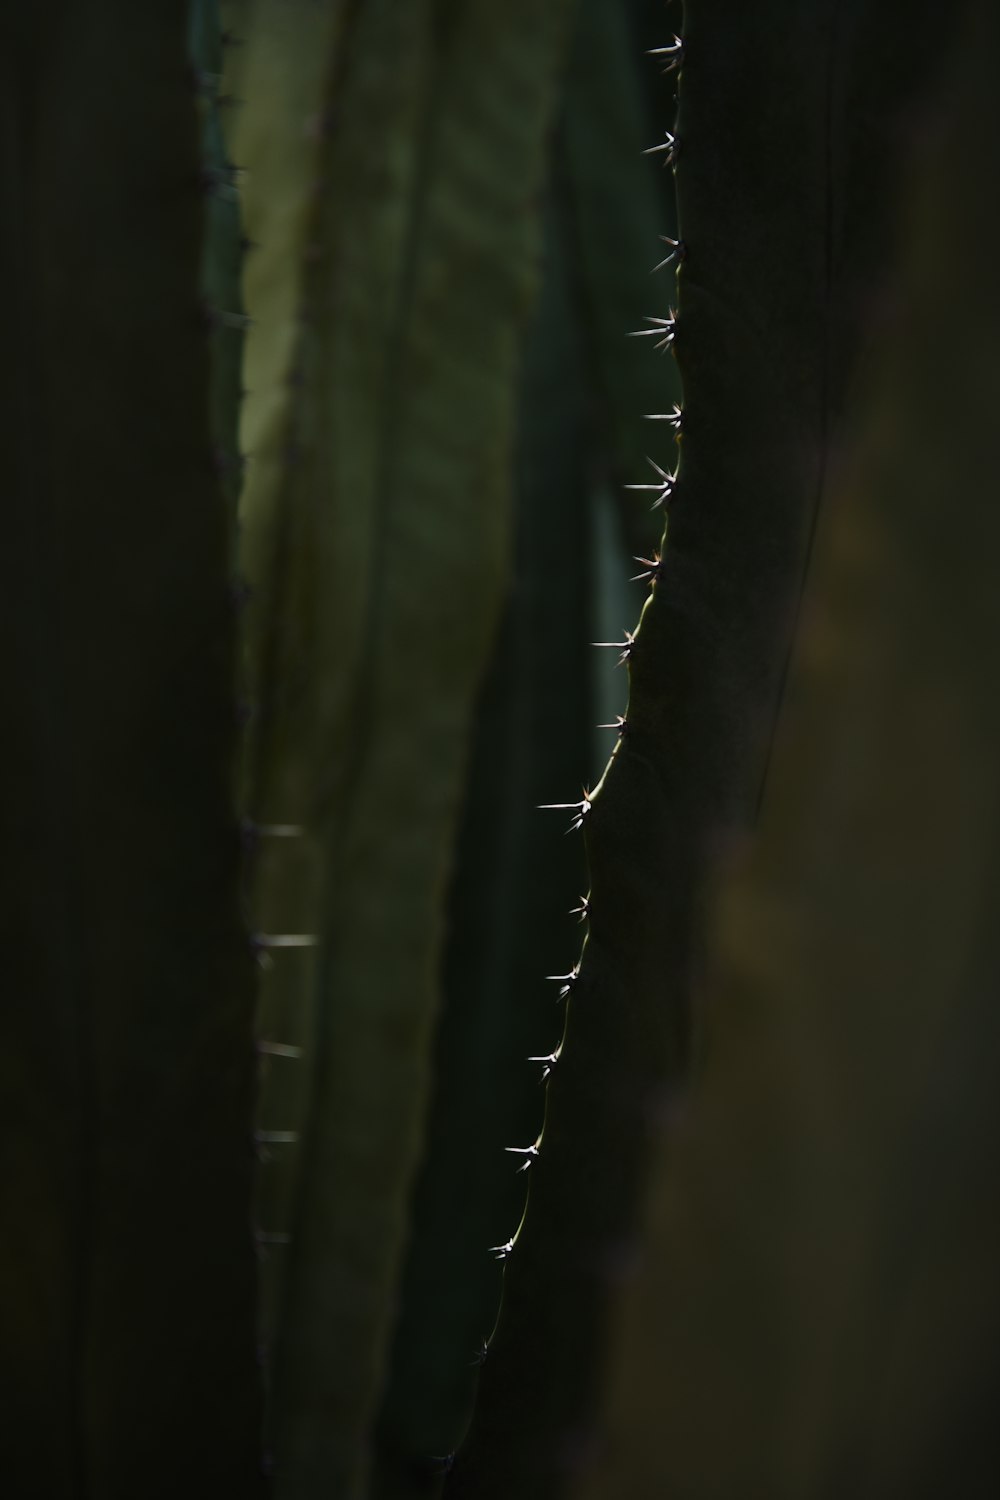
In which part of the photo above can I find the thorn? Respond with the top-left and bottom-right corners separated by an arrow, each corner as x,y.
569,893 -> 591,921
627,315 -> 674,337
505,1141 -> 540,1173
251,933 -> 319,966
651,235 -> 686,273
470,1340 -> 489,1368
643,130 -> 678,166
630,554 -> 661,583
240,818 -> 305,856
256,1040 -> 305,1060
489,1237 -> 516,1261
538,788 -> 593,832
252,933 -> 318,949
254,1230 -> 291,1259
205,306 -> 254,332
627,456 -> 676,509
627,313 -> 677,352
546,964 -> 580,1000
528,1046 -> 562,1081
642,403 -> 684,431
648,35 -> 684,73
647,455 -> 675,483
593,632 -> 635,666
633,484 -> 674,509
254,1129 -> 299,1162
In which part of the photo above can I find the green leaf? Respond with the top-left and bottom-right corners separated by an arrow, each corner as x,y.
269,5 -> 576,1491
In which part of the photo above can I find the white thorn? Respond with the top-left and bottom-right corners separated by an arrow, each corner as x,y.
257,1041 -> 304,1059
253,933 -> 319,949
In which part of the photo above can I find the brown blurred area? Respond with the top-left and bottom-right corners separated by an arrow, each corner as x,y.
578,6 -> 1000,1496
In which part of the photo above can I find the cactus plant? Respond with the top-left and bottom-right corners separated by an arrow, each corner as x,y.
449,0 -> 954,1494
224,1 -> 575,1492
6,2 -> 1000,1496
370,2 -> 683,1489
221,0 -> 431,1414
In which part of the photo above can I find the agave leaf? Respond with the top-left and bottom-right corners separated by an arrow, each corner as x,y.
220,0 -> 431,1399
370,191 -> 593,1499
269,3 -> 576,1494
452,1 -> 950,1494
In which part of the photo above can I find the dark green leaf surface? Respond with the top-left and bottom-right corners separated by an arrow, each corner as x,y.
221,0 -> 417,1392
230,3 -> 576,1494
371,194 -> 593,1499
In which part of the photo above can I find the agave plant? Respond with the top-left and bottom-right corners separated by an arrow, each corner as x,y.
4,3 -> 999,1499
